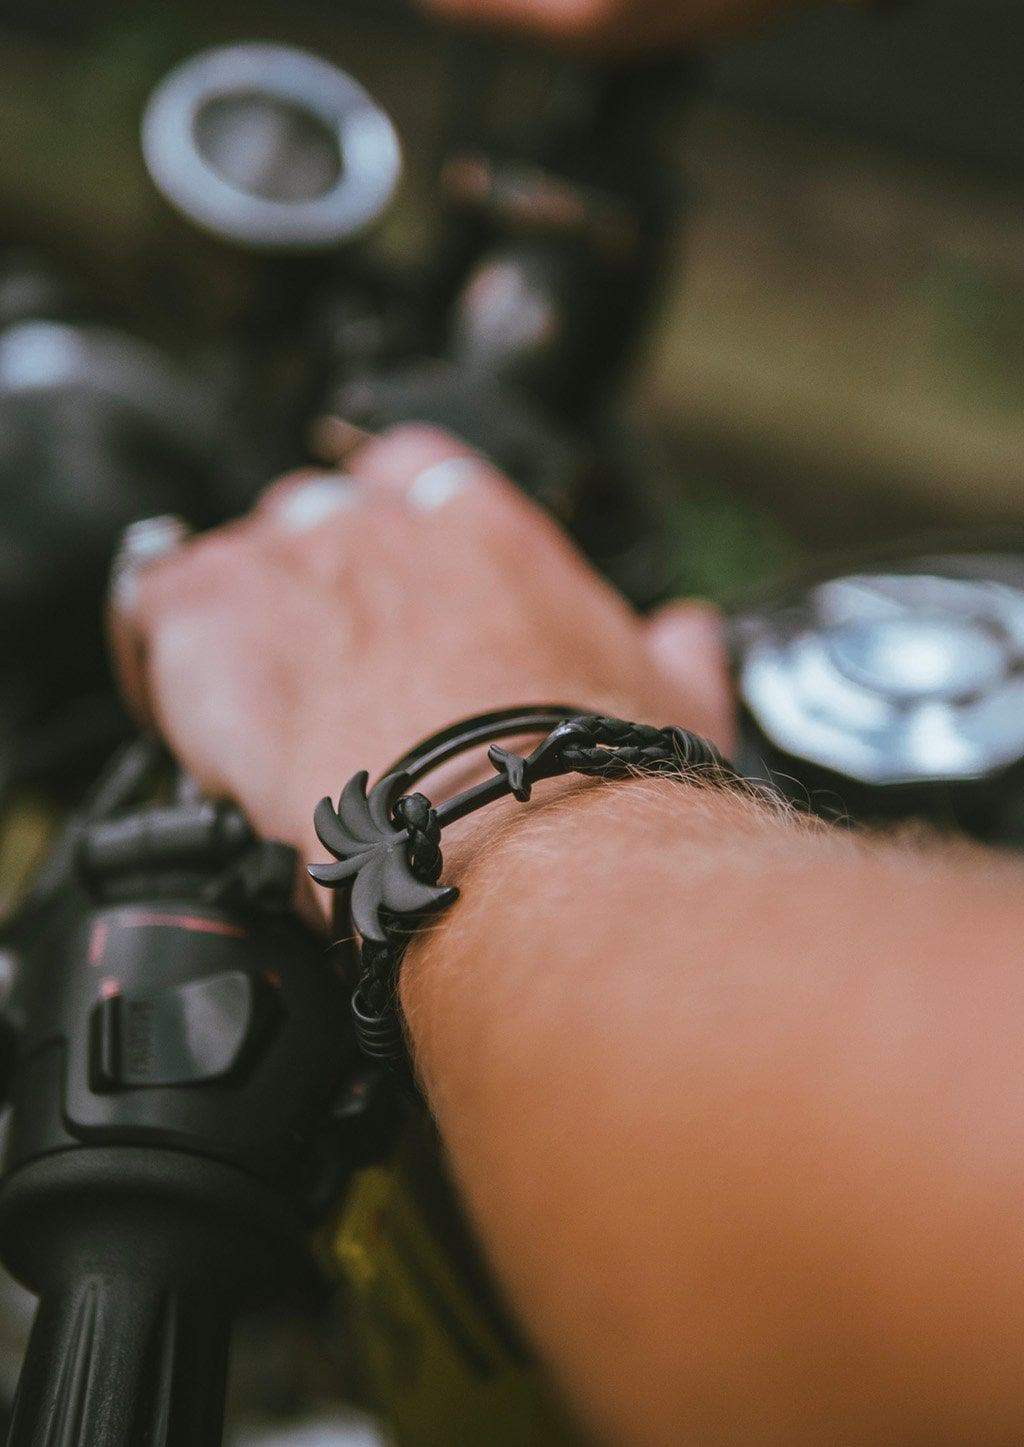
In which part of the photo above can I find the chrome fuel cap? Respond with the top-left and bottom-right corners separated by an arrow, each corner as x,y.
737,564 -> 1024,786
142,44 -> 401,252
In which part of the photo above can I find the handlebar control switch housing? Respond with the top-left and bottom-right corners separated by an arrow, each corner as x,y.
0,744 -> 358,1446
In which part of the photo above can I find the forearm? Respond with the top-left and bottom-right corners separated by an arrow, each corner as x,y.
402,779 -> 1024,1445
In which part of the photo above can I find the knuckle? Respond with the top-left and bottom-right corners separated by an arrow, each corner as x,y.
255,467 -> 326,513
353,424 -> 479,486
134,522 -> 259,620
263,475 -> 365,547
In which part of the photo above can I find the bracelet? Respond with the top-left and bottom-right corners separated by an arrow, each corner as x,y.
309,706 -> 733,1090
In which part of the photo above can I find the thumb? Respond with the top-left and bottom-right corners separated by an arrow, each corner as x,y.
644,600 -> 735,756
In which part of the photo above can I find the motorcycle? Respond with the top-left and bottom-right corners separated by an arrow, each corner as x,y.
0,15 -> 1021,1446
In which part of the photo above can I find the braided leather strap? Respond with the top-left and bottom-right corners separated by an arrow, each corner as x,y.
560,716 -> 720,777
309,709 -> 733,1092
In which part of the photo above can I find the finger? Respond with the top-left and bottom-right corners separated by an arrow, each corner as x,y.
125,517 -> 264,632
644,600 -> 735,753
128,527 -> 279,796
254,469 -> 391,595
106,516 -> 195,728
258,431 -> 498,526
107,594 -> 156,729
107,579 -> 154,729
348,424 -> 514,508
350,425 -> 656,670
114,518 -> 266,731
306,414 -> 375,467
347,424 -> 590,560
255,469 -> 364,533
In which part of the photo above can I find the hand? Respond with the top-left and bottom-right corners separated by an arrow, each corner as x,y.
110,426 -> 731,872
422,0 -> 803,52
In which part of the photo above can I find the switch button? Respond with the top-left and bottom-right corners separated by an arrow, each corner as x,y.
90,970 -> 272,1090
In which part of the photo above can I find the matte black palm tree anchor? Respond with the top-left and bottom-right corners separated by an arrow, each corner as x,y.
310,706 -> 730,1086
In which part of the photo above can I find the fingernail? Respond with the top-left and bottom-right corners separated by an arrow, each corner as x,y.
276,475 -> 358,532
407,457 -> 476,513
109,515 -> 193,610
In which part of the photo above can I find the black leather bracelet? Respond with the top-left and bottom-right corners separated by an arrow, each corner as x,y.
309,706 -> 733,1091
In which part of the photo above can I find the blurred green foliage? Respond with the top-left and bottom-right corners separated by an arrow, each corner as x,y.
666,486 -> 803,605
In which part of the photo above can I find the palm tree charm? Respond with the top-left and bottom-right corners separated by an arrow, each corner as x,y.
309,770 -> 457,944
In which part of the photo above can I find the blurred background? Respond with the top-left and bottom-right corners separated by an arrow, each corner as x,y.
0,0 -> 1019,583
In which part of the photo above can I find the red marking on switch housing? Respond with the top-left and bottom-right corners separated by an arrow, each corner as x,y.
115,911 -> 248,940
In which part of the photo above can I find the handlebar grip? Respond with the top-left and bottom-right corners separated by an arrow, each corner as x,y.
9,1263 -> 230,1447
0,1148 -> 320,1447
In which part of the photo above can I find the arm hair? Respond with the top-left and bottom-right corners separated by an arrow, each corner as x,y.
402,777 -> 1024,1445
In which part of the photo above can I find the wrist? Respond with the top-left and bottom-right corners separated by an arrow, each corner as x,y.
398,771 -> 768,1111
308,709 -> 734,1091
